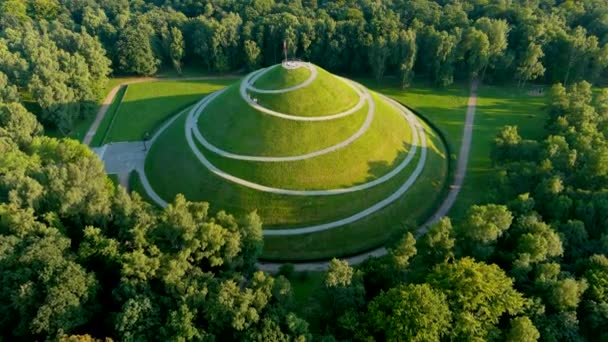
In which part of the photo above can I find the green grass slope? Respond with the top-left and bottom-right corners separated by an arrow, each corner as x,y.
203,92 -> 415,189
253,64 -> 312,90
197,83 -> 369,156
253,67 -> 360,117
145,109 -> 447,259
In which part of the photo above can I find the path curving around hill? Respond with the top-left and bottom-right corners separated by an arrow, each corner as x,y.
256,79 -> 480,272
192,82 -> 378,162
247,62 -> 317,93
184,90 -> 426,197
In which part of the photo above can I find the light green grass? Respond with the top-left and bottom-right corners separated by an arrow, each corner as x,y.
253,65 -> 312,90
360,78 -> 469,156
201,92 -> 414,189
254,67 -> 360,117
145,108 -> 448,259
363,79 -> 547,221
448,85 -> 546,220
102,79 -> 234,143
198,83 -> 369,156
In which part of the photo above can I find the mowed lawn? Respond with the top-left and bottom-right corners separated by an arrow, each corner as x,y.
449,85 -> 546,220
201,92 -> 415,190
364,78 -> 547,221
254,67 -> 361,117
253,64 -> 311,89
198,83 -> 369,156
96,79 -> 235,144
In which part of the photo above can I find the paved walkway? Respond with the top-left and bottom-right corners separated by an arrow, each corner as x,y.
257,79 -> 480,272
92,142 -> 146,174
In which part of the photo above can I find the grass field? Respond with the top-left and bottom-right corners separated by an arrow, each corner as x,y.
96,79 -> 234,143
448,85 -> 546,220
364,78 -> 547,221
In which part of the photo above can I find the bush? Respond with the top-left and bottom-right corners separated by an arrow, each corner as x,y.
278,263 -> 295,278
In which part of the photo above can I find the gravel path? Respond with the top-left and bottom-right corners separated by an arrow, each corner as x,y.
257,79 -> 480,272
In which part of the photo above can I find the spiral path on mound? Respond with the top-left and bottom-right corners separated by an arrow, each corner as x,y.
240,63 -> 367,121
141,62 -> 430,235
186,89 -> 425,196
192,81 -> 376,162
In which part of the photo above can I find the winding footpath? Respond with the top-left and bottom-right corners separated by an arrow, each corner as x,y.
88,69 -> 480,272
241,65 -> 367,121
257,79 -> 480,272
137,63 -> 430,236
186,89 -> 425,197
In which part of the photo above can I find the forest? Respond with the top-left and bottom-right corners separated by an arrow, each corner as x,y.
1,0 -> 608,340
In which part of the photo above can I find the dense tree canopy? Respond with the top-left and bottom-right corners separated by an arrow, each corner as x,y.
2,0 -> 608,340
0,0 -> 607,134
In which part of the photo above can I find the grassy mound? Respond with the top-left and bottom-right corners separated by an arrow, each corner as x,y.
203,92 -> 414,189
146,109 -> 447,259
253,64 -> 312,90
252,67 -> 360,117
143,64 -> 451,260
198,83 -> 369,156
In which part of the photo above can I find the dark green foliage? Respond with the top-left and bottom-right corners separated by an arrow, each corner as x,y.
116,23 -> 159,76
426,258 -> 527,340
0,105 -> 307,340
367,284 -> 451,341
3,1 -> 608,340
